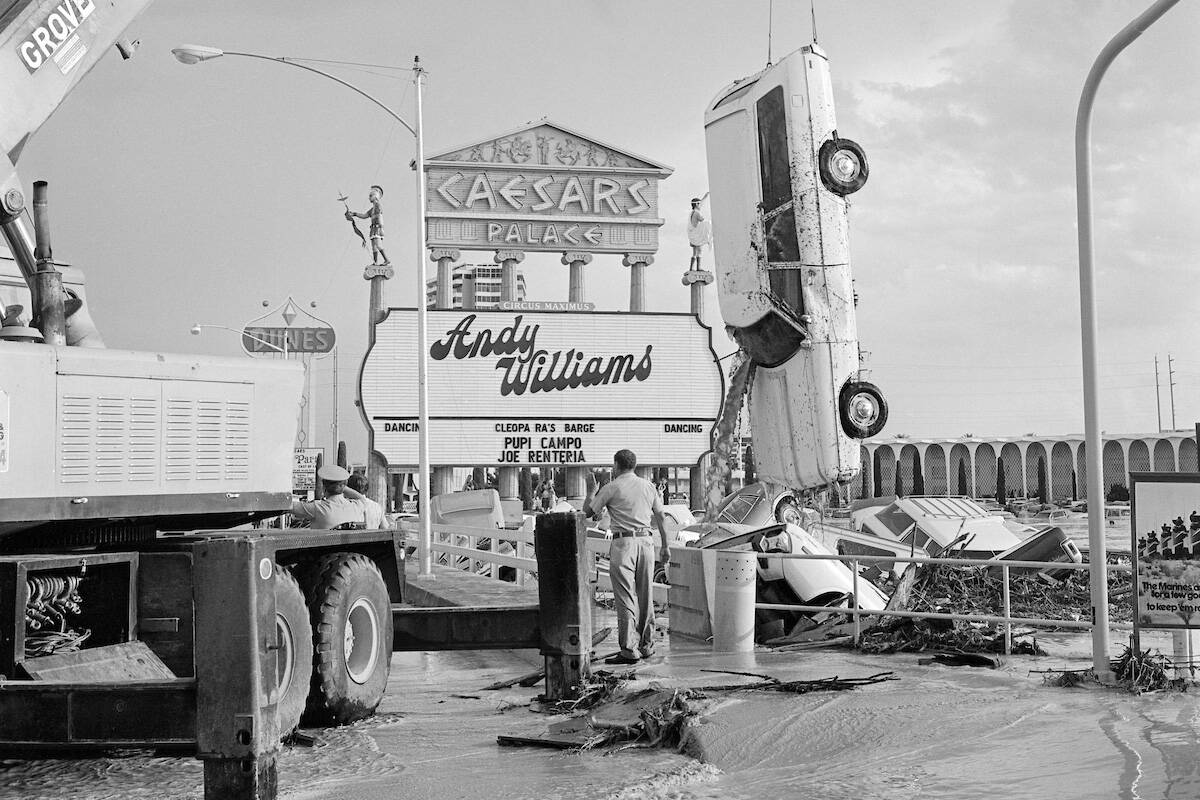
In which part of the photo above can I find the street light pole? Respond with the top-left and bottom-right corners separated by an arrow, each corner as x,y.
1075,0 -> 1180,681
173,44 -> 434,578
413,56 -> 434,578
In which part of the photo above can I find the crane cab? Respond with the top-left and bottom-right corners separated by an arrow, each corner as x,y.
704,43 -> 886,490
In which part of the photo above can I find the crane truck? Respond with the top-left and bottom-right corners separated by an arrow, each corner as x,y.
0,0 -> 410,781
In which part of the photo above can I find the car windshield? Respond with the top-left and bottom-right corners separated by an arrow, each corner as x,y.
715,486 -> 766,524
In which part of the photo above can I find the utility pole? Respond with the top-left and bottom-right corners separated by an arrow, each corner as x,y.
1155,354 -> 1162,432
1169,353 -> 1177,430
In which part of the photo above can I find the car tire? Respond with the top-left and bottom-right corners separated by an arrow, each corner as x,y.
274,567 -> 313,738
775,498 -> 803,526
818,137 -> 869,196
839,380 -> 888,439
302,552 -> 393,726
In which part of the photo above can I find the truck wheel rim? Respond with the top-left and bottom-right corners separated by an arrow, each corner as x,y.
345,597 -> 380,685
276,614 -> 295,693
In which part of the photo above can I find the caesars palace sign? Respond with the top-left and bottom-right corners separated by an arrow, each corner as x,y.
424,121 -> 672,255
361,309 -> 724,468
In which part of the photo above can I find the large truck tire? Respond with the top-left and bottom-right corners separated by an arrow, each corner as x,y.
302,552 -> 393,726
274,567 -> 313,737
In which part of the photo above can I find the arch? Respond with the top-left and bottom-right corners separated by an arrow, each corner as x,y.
1102,440 -> 1126,496
925,445 -> 947,495
999,443 -> 1022,499
1025,442 -> 1048,502
1153,439 -> 1176,471
854,446 -> 871,499
873,446 -> 896,498
1051,442 -> 1074,500
1077,442 -> 1088,500
949,444 -> 972,496
1127,440 -> 1151,479
974,444 -> 997,498
897,444 -> 921,496
1181,438 -> 1198,472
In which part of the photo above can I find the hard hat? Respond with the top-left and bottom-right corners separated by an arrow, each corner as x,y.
317,464 -> 351,482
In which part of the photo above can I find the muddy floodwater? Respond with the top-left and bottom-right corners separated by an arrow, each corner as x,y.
2,627 -> 1198,800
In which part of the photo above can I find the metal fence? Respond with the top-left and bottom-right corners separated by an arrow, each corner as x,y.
744,551 -> 1133,653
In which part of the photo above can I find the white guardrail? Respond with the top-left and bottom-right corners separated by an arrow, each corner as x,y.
396,520 -> 670,602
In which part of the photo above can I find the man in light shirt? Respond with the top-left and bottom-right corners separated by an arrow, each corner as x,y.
585,449 -> 669,664
291,465 -> 382,530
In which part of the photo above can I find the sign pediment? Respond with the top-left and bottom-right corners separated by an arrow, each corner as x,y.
427,120 -> 673,175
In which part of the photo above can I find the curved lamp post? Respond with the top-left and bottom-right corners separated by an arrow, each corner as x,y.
1076,0 -> 1180,680
191,322 -> 287,357
174,46 -> 434,578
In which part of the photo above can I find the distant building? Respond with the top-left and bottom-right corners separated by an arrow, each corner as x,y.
425,265 -> 526,309
854,431 -> 1199,502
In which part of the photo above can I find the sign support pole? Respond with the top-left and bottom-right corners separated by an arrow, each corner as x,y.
495,249 -> 525,506
562,251 -> 593,508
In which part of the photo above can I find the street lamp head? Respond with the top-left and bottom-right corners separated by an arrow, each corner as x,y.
172,45 -> 224,65
189,324 -> 202,335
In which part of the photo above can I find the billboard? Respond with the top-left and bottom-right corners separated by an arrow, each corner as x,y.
1131,473 -> 1200,633
361,309 -> 723,468
424,121 -> 672,255
242,298 -> 336,357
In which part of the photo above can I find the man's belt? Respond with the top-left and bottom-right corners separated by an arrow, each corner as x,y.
611,528 -> 652,538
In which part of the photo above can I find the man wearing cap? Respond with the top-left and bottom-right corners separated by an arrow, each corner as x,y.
585,449 -> 669,664
291,465 -> 383,530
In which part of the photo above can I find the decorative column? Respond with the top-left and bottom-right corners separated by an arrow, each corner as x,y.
623,253 -> 653,312
562,250 -> 593,509
431,247 -> 459,309
364,261 -> 395,516
682,267 -> 714,320
496,249 -> 526,505
430,249 -> 460,500
561,251 -> 592,305
684,266 -> 714,511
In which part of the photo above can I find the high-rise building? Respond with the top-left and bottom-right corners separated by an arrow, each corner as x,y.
425,265 -> 527,309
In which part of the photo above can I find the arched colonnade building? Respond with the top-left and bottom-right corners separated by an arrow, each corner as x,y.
851,432 -> 1199,502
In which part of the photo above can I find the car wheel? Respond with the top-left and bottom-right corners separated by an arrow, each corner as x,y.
839,380 -> 888,439
818,137 -> 869,196
775,498 -> 803,526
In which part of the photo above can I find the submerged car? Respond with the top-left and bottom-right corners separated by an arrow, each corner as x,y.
694,521 -> 887,613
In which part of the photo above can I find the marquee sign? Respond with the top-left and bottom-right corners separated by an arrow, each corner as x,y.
424,121 -> 673,255
242,297 -> 336,357
361,309 -> 723,468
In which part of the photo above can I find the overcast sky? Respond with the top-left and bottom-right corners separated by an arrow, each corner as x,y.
14,0 -> 1200,461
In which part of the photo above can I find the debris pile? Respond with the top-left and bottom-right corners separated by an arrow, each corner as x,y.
857,556 -> 1132,655
1036,646 -> 1192,694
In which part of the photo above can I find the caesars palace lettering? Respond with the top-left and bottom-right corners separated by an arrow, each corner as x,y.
435,173 -> 653,217
429,314 -> 652,397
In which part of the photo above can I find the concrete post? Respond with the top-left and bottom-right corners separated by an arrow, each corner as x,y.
496,249 -> 525,504
712,550 -> 756,652
534,512 -> 593,701
430,249 -> 460,503
684,268 -> 714,511
561,250 -> 594,507
623,253 -> 653,312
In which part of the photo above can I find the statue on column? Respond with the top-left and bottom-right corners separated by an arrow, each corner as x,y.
344,185 -> 391,266
688,191 -> 712,270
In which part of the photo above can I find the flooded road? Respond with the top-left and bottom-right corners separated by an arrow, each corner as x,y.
0,626 -> 1195,799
